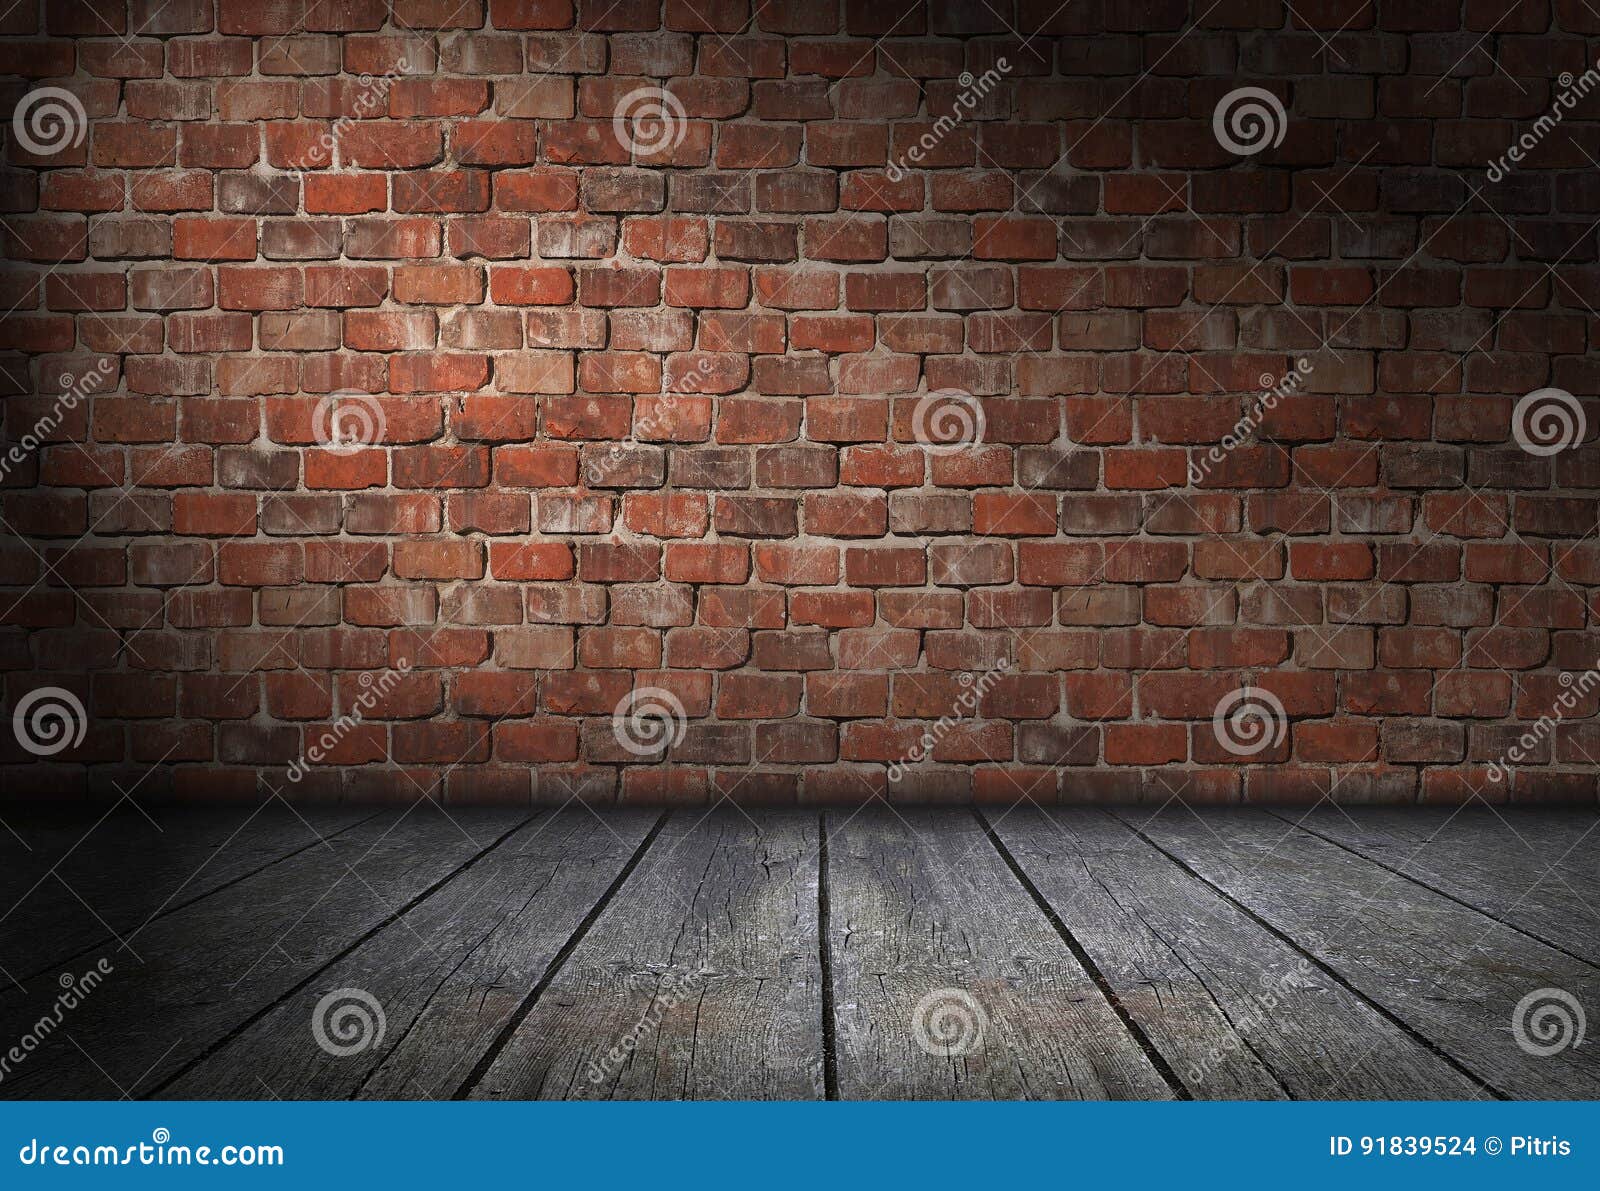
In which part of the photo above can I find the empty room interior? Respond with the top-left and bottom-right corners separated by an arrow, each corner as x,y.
0,0 -> 1597,1104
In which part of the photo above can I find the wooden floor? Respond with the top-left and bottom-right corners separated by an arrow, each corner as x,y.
0,801 -> 1596,1100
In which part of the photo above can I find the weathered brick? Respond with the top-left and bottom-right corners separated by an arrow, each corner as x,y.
1,13 -> 1586,805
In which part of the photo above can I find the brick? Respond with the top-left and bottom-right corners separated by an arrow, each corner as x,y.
1,13 -> 1584,806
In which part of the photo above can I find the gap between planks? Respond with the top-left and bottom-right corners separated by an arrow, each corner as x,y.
1268,808 -> 1600,972
448,810 -> 670,1099
143,810 -> 540,1099
18,804 -> 1582,1101
1111,808 -> 1508,1100
974,809 -> 1190,1099
7,809 -> 384,988
816,813 -> 840,1101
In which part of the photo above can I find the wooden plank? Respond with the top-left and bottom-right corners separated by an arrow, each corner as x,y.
467,810 -> 824,1100
1285,808 -> 1600,966
161,810 -> 658,1100
0,807 -> 371,982
987,807 -> 1481,1099
0,805 -> 529,1100
1125,809 -> 1600,1099
825,808 -> 1173,1100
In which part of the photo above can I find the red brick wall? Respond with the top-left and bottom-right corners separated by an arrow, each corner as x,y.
3,0 -> 1599,806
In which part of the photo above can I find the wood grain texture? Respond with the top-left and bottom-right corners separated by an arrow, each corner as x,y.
825,809 -> 1173,1100
0,807 -> 1596,1101
1285,808 -> 1600,966
0,806 -> 527,1099
468,810 -> 824,1101
986,807 -> 1480,1099
0,807 -> 370,984
162,809 -> 656,1100
1125,809 -> 1600,1099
